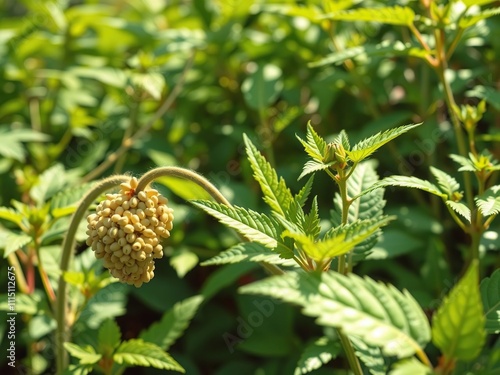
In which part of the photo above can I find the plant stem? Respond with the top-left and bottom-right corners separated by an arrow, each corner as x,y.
338,329 -> 364,375
7,253 -> 29,294
55,175 -> 130,375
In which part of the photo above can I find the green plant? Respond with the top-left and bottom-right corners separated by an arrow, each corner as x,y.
1,1 -> 499,374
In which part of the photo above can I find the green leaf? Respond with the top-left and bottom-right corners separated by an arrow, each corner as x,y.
450,154 -> 476,172
244,134 -> 293,216
113,339 -> 184,372
309,40 -> 429,68
0,206 -> 23,226
480,268 -> 500,334
240,270 -> 431,358
445,201 -> 471,223
63,343 -> 102,365
294,337 -> 341,375
140,295 -> 203,351
201,262 -> 258,300
3,232 -> 32,258
432,261 -> 486,361
462,0 -> 498,6
50,182 -> 95,218
191,200 -> 280,248
296,122 -> 327,162
30,164 -> 69,206
290,216 -> 393,262
350,336 -> 387,375
429,166 -> 460,198
298,160 -> 333,180
355,175 -> 447,200
347,123 -> 421,163
156,176 -> 212,201
98,319 -> 121,355
323,6 -> 415,26
170,250 -> 199,278
201,242 -> 297,267
294,175 -> 314,207
459,7 -> 500,29
467,85 -> 500,111
475,185 -> 500,216
241,63 -> 283,110
0,127 -> 50,162
389,357 -> 433,375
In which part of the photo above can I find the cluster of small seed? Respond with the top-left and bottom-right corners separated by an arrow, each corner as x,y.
86,177 -> 174,287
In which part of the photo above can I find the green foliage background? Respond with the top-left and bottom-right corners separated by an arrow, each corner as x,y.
0,0 -> 499,374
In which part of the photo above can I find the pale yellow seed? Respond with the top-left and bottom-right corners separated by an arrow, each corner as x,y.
150,195 -> 159,205
117,238 -> 127,247
120,255 -> 130,263
143,244 -> 153,254
115,262 -> 124,270
138,202 -> 146,210
138,191 -> 148,202
140,218 -> 150,227
123,244 -> 132,255
132,242 -> 142,251
108,227 -> 118,238
102,218 -> 112,228
124,224 -> 134,234
118,217 -> 129,226
153,250 -> 163,259
158,196 -> 168,205
122,201 -> 130,210
125,233 -> 136,244
136,251 -> 146,261
142,229 -> 155,238
110,242 -> 120,252
111,214 -> 121,223
136,209 -> 145,220
114,249 -> 124,258
130,197 -> 138,208
102,235 -> 113,244
145,208 -> 156,217
125,259 -> 135,267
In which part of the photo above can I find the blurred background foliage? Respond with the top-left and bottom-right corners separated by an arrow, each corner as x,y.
0,0 -> 499,374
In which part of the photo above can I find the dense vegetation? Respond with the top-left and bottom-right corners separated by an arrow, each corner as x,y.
0,0 -> 499,374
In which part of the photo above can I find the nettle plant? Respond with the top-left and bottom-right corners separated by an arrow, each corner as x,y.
52,122 -> 499,375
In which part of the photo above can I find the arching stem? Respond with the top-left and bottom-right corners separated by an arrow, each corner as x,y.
56,175 -> 130,374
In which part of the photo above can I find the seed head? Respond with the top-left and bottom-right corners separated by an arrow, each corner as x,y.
86,177 -> 174,287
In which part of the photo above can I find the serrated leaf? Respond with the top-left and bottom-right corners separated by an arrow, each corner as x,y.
296,122 -> 327,161
63,343 -> 102,365
480,268 -> 500,334
244,134 -> 293,216
0,206 -> 23,226
113,339 -> 184,372
291,216 -> 393,262
240,270 -> 431,358
3,232 -> 32,258
430,166 -> 460,198
191,200 -> 280,248
459,7 -> 500,28
294,337 -> 341,375
298,160 -> 334,180
98,319 -> 121,355
347,123 -> 421,163
295,175 -> 314,207
140,295 -> 203,350
475,185 -> 500,216
450,154 -> 476,171
303,196 -> 321,240
201,242 -> 296,267
355,175 -> 447,200
323,6 -> 415,26
350,336 -> 387,375
445,201 -> 471,223
432,261 -> 486,361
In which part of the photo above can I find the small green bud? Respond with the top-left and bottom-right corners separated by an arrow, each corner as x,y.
323,142 -> 347,169
456,101 -> 486,132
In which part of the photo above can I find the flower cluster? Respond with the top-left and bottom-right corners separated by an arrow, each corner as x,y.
86,177 -> 174,287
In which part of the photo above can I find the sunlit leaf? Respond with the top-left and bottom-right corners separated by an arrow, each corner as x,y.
322,6 -> 415,26
241,63 -> 283,110
63,343 -> 102,365
244,134 -> 293,216
347,123 -> 421,163
480,268 -> 500,334
241,271 -> 431,358
389,357 -> 433,375
429,166 -> 460,198
432,261 -> 486,361
114,339 -> 184,372
3,232 -> 32,258
445,201 -> 471,223
294,337 -> 341,375
98,319 -> 121,355
459,7 -> 500,28
475,185 -> 500,216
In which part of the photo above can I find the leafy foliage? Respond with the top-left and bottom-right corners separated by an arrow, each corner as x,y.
480,268 -> 500,334
240,271 -> 431,358
432,261 -> 486,361
323,6 -> 416,26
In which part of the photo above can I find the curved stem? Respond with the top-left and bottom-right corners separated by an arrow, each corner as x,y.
136,167 -> 286,276
56,175 -> 130,375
